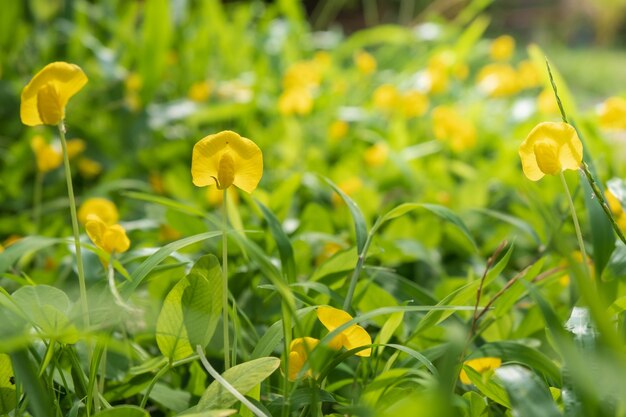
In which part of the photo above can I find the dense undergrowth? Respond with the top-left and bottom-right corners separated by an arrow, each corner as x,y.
2,1 -> 626,416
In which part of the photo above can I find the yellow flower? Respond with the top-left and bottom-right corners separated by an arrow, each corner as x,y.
400,91 -> 429,118
283,61 -> 322,90
364,142 -> 389,167
477,64 -> 520,97
77,158 -> 102,179
191,130 -> 263,193
288,337 -> 319,381
315,242 -> 343,265
85,215 -> 130,254
459,357 -> 502,384
517,60 -> 540,89
355,51 -> 377,75
188,81 -> 212,102
490,35 -> 515,61
21,62 -> 88,126
453,62 -> 469,81
537,89 -> 559,115
606,189 -> 623,217
30,135 -> 62,173
278,87 -> 314,116
598,97 -> 626,130
328,120 -> 349,142
78,198 -> 119,225
65,138 -> 86,159
316,306 -> 372,357
519,122 -> 583,181
432,106 -> 476,152
424,65 -> 449,95
332,177 -> 363,206
373,84 -> 399,112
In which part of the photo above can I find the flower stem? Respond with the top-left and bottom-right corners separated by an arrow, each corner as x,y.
222,188 -> 230,370
33,171 -> 43,234
559,172 -> 591,280
58,121 -> 89,328
343,236 -> 372,311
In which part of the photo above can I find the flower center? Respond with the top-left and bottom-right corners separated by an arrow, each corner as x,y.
36,83 -> 63,125
217,152 -> 235,189
533,139 -> 561,175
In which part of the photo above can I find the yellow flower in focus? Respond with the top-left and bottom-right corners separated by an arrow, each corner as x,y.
598,97 -> 626,130
459,357 -> 502,384
329,120 -> 349,142
432,106 -> 476,152
490,35 -> 515,61
373,84 -> 399,112
519,122 -> 583,181
477,64 -> 520,97
288,337 -> 319,381
355,51 -> 377,75
317,306 -> 371,357
364,142 -> 389,167
537,89 -> 559,115
65,138 -> 86,159
77,158 -> 102,179
21,62 -> 88,126
517,60 -> 541,89
191,130 -> 263,193
30,135 -> 62,173
188,81 -> 212,102
85,215 -> 130,254
78,198 -> 119,225
278,87 -> 314,116
400,91 -> 429,118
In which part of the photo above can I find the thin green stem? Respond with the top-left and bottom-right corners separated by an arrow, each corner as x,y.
58,121 -> 89,328
343,236 -> 372,311
222,188 -> 230,370
33,171 -> 43,234
560,172 -> 591,280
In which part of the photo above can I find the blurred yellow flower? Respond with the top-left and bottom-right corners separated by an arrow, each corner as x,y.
78,198 -> 119,225
373,84 -> 399,111
85,215 -> 130,254
329,120 -> 349,142
283,61 -> 322,90
517,60 -> 541,89
598,97 -> 626,130
537,89 -> 559,115
288,337 -> 319,381
460,357 -> 502,384
313,51 -> 332,73
519,122 -> 583,181
30,135 -> 62,173
191,130 -> 263,193
65,138 -> 86,159
453,62 -> 469,81
315,241 -> 343,265
188,81 -> 212,102
332,177 -> 363,206
77,158 -> 102,179
477,64 -> 520,97
400,91 -> 429,118
606,189 -> 626,232
364,142 -> 389,167
278,87 -> 314,116
316,306 -> 371,357
21,62 -> 88,126
432,106 -> 476,152
425,64 -> 449,95
125,73 -> 143,92
355,51 -> 377,75
490,35 -> 515,61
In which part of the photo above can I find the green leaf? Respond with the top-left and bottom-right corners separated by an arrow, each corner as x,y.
197,357 -> 280,410
122,231 -> 222,297
257,200 -> 296,283
463,366 -> 510,408
473,208 -> 541,245
10,349 -> 54,417
496,365 -> 561,417
93,405 -> 150,417
411,243 -> 514,337
0,354 -> 16,415
157,255 -> 222,361
321,176 -> 368,254
0,236 -> 61,275
373,203 -> 476,251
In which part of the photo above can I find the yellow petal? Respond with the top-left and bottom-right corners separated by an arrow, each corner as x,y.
78,198 -> 119,225
21,62 -> 88,126
66,138 -> 86,159
102,225 -> 130,254
316,306 -> 353,332
519,122 -> 582,181
288,351 -> 305,381
460,357 -> 502,384
342,325 -> 372,357
85,215 -> 107,250
191,130 -> 263,193
288,337 -> 319,381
